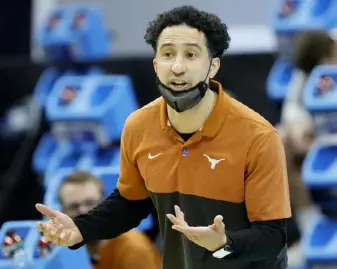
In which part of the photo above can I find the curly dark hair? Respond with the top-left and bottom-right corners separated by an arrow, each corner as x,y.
144,5 -> 230,58
292,30 -> 335,74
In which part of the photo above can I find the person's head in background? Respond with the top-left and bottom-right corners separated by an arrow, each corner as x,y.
292,30 -> 337,75
58,171 -> 104,218
58,171 -> 104,260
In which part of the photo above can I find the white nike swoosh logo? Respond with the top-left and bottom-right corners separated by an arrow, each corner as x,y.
148,153 -> 162,159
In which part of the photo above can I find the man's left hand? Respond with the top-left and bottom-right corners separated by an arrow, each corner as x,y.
167,205 -> 227,251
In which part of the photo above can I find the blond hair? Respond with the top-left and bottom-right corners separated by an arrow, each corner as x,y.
58,171 -> 104,205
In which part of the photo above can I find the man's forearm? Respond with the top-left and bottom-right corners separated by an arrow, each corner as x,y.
70,189 -> 153,248
225,219 -> 287,262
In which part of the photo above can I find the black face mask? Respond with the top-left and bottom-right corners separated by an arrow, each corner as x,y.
156,62 -> 213,113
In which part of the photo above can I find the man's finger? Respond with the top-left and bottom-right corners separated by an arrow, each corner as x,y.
174,205 -> 185,221
37,222 -> 47,233
36,203 -> 57,218
47,224 -> 56,237
172,225 -> 208,236
167,214 -> 181,225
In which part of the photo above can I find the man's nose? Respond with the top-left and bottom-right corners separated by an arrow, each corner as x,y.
171,61 -> 186,77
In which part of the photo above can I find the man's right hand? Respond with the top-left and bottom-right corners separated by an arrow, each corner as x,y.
35,203 -> 83,247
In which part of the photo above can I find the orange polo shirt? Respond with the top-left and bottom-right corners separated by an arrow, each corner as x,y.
117,79 -> 291,269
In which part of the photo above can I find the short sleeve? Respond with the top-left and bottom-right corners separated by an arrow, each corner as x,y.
245,130 -> 291,222
117,117 -> 149,200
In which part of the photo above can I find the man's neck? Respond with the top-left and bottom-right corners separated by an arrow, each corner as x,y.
167,89 -> 217,134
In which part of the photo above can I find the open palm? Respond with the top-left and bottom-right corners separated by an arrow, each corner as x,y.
35,203 -> 83,247
167,205 -> 227,251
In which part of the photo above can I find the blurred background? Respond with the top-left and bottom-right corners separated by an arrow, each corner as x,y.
0,0 -> 337,268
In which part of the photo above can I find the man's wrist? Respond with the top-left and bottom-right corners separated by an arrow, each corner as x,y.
212,235 -> 233,259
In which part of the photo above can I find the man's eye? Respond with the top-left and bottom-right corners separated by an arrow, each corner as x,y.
164,52 -> 173,57
186,52 -> 196,58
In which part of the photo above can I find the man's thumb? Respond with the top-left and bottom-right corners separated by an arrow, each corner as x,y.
213,215 -> 224,230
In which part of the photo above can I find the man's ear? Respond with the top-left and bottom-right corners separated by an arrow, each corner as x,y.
209,57 -> 220,79
153,58 -> 157,74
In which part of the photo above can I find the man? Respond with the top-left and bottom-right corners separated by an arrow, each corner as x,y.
58,171 -> 161,269
36,6 -> 291,269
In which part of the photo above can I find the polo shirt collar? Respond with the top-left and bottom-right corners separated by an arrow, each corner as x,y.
160,79 -> 230,138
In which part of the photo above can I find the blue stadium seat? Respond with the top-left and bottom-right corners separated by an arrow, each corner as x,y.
45,74 -> 138,146
0,221 -> 91,269
32,71 -> 150,230
43,143 -> 84,186
301,64 -> 337,266
33,67 -> 61,107
267,0 -> 337,102
302,216 -> 337,265
302,141 -> 337,188
301,138 -> 337,212
35,3 -> 110,62
301,65 -> 337,211
271,0 -> 337,33
303,65 -> 337,114
33,66 -> 103,107
43,144 -> 120,186
266,59 -> 294,102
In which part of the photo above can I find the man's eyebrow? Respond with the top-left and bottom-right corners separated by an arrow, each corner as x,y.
159,42 -> 202,51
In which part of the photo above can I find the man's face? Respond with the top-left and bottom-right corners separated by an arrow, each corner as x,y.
153,24 -> 219,91
60,181 -> 102,218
